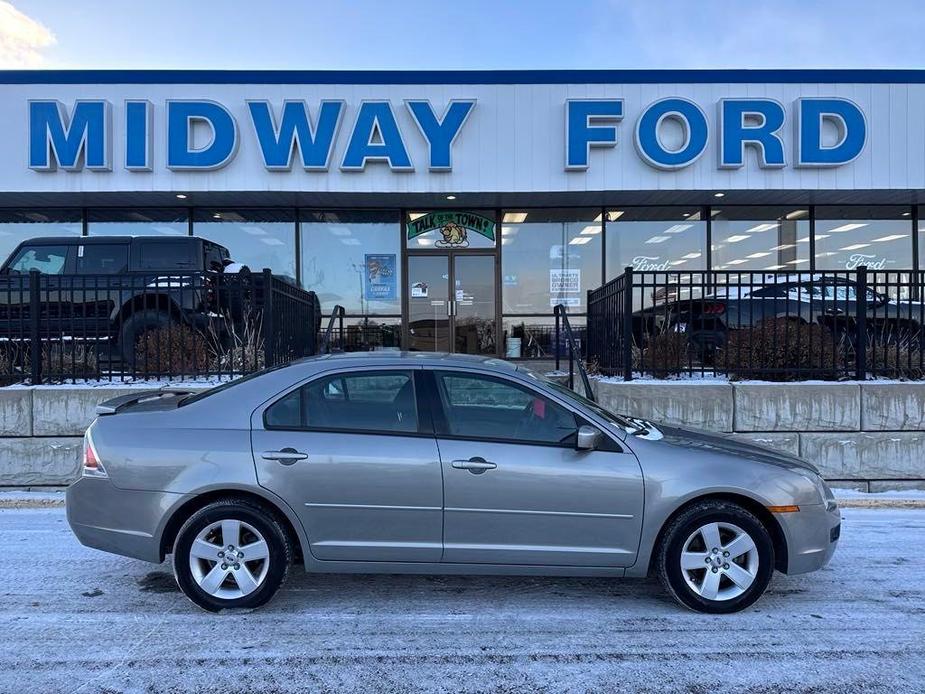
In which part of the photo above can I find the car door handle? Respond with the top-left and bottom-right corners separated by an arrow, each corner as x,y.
261,448 -> 308,464
451,457 -> 497,474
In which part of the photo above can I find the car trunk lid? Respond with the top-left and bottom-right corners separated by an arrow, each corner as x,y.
95,389 -> 194,415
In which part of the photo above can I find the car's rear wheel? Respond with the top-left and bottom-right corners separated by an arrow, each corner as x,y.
656,500 -> 774,613
173,499 -> 291,612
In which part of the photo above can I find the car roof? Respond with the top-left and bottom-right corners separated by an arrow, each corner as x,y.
289,351 -> 522,371
15,236 -> 208,245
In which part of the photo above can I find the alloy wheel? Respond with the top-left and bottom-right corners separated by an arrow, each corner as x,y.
188,519 -> 270,599
680,521 -> 759,601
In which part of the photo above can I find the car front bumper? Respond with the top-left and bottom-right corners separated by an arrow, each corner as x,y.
776,502 -> 841,575
66,476 -> 187,564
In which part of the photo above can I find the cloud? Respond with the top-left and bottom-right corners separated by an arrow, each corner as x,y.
0,1 -> 55,68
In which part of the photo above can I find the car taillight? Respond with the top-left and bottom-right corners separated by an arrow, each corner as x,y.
83,431 -> 108,478
702,302 -> 726,315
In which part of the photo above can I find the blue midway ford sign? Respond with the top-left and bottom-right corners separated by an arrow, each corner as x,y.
26,96 -> 865,174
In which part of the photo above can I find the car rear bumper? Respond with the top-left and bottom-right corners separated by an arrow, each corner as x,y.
777,502 -> 841,575
66,476 -> 186,564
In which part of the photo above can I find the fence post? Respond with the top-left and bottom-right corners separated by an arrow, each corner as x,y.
585,288 -> 592,367
262,268 -> 275,368
29,269 -> 42,385
554,306 -> 560,371
855,265 -> 867,381
622,266 -> 633,382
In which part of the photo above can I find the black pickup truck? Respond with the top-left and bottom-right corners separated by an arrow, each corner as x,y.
0,235 -> 237,363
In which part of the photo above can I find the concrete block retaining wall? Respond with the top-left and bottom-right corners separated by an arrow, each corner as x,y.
593,380 -> 925,491
0,386 -> 208,487
2,382 -> 924,489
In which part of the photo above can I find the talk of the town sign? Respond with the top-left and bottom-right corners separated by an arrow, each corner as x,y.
26,97 -> 867,173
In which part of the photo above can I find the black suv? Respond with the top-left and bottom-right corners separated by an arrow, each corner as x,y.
0,235 -> 233,363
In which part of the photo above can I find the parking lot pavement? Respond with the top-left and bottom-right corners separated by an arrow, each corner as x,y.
0,508 -> 923,694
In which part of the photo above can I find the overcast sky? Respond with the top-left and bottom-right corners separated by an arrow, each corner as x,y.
2,0 -> 925,70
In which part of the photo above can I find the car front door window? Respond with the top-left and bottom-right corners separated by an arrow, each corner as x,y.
436,372 -> 577,445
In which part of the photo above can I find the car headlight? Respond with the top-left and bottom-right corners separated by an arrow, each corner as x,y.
814,475 -> 838,511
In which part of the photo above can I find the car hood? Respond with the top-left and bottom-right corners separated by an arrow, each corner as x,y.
630,419 -> 820,476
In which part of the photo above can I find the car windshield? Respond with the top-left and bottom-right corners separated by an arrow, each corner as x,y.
520,368 -> 647,433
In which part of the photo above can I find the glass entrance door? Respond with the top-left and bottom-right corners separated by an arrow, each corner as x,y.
407,253 -> 497,355
407,255 -> 451,352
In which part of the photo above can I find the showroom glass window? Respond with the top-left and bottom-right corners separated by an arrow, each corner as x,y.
604,207 -> 706,279
501,209 -> 601,315
814,206 -> 912,272
194,209 -> 296,282
0,209 -> 81,266
711,207 -> 809,271
300,210 -> 401,316
87,208 -> 188,238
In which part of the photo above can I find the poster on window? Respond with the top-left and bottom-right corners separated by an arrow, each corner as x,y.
549,268 -> 581,307
550,268 -> 580,294
364,254 -> 397,301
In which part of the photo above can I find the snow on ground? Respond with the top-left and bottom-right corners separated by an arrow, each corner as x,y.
0,507 -> 922,693
833,487 -> 925,500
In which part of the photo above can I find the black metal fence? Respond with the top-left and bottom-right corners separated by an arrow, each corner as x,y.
313,320 -> 402,354
507,322 -> 587,360
587,266 -> 925,381
0,268 -> 319,384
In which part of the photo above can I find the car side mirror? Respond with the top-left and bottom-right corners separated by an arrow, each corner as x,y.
576,425 -> 602,451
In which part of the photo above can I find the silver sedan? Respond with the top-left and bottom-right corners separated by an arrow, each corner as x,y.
66,353 -> 840,613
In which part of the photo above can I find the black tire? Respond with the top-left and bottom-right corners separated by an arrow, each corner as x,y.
655,500 -> 774,614
172,498 -> 292,612
118,309 -> 173,365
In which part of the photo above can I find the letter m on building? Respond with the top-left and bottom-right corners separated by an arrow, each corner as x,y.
29,100 -> 112,171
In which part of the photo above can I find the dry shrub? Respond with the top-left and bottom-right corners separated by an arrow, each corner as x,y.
209,310 -> 265,372
134,323 -> 209,375
0,342 -> 28,384
720,317 -> 844,381
1,342 -> 99,383
584,357 -> 601,377
639,331 -> 689,379
868,338 -> 925,380
42,343 -> 100,379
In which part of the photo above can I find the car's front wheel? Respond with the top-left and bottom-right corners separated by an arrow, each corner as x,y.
656,500 -> 774,613
173,499 -> 292,612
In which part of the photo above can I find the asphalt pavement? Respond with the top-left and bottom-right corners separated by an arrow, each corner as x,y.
0,507 -> 923,693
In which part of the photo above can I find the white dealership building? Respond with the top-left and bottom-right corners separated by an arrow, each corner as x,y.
1,69 -> 923,356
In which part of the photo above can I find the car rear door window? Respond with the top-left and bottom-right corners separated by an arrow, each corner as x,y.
264,370 -> 419,434
434,371 -> 577,445
76,244 -> 129,274
203,241 -> 229,272
7,245 -> 69,274
135,241 -> 197,271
